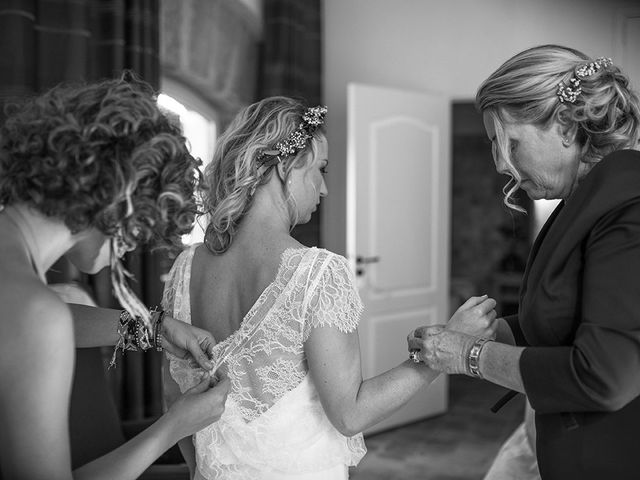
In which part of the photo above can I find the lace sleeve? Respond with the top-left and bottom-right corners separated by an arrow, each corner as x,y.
302,253 -> 363,341
161,260 -> 178,316
161,246 -> 193,324
161,247 -> 200,394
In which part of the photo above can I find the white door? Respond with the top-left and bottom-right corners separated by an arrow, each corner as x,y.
347,83 -> 451,434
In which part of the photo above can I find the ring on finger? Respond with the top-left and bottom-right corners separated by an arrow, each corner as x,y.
409,349 -> 421,363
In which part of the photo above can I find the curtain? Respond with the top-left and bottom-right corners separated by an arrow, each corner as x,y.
0,0 -> 165,420
0,0 -> 159,107
259,0 -> 323,247
259,0 -> 322,105
159,0 -> 260,128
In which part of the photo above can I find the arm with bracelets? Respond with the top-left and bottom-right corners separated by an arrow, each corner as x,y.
68,303 -> 215,370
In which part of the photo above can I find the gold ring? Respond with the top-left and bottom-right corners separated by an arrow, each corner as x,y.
409,349 -> 420,363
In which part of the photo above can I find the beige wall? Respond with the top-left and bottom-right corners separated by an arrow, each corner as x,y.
322,0 -> 640,254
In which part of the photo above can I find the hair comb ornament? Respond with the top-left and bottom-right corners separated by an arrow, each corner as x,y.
557,57 -> 613,104
256,105 -> 327,169
575,57 -> 613,78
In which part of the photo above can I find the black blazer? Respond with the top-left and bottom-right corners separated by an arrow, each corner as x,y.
507,149 -> 640,479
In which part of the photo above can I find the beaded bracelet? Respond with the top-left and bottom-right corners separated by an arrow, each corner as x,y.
153,309 -> 165,352
119,309 -> 139,352
109,307 -> 160,369
135,318 -> 154,351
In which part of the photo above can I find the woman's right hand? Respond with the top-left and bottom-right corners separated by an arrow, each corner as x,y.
162,315 -> 216,370
447,295 -> 498,339
166,374 -> 230,440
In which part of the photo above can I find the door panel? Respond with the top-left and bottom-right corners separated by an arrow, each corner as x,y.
347,83 -> 450,434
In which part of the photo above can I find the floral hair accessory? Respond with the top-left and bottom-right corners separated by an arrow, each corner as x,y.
256,105 -> 327,169
557,57 -> 613,103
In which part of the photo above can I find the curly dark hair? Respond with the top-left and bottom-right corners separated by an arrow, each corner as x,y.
0,72 -> 199,251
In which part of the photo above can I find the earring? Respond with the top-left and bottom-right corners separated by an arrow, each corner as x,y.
562,137 -> 571,147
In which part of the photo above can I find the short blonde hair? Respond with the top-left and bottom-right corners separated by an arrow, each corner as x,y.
476,44 -> 640,210
201,96 -> 325,254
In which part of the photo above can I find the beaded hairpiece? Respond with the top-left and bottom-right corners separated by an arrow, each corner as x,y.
556,57 -> 613,103
255,105 -> 327,169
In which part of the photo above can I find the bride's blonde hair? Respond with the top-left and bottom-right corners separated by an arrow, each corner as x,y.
201,96 -> 325,254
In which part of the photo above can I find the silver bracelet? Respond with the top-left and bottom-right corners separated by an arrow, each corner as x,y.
467,337 -> 491,378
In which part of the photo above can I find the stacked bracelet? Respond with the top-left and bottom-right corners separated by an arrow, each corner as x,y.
109,306 -> 165,368
135,319 -> 154,351
119,310 -> 139,351
467,337 -> 492,378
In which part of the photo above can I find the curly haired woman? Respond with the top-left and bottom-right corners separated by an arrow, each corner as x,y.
0,74 -> 229,480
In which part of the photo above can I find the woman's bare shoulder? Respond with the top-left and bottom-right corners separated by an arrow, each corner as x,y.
0,271 -> 73,345
0,270 -> 76,461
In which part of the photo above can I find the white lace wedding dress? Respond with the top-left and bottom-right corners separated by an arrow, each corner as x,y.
162,245 -> 367,479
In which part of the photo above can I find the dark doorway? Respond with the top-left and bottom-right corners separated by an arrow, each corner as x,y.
450,102 -> 532,317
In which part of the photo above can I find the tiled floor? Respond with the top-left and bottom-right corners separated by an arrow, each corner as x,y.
349,375 -> 525,480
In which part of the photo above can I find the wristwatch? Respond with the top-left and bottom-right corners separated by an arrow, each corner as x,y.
467,337 -> 491,378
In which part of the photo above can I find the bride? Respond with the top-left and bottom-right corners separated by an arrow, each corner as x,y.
162,96 -> 497,479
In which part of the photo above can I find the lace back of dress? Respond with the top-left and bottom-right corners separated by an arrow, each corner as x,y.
163,247 -> 368,478
216,248 -> 325,422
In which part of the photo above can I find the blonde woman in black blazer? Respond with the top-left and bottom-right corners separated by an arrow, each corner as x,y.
409,44 -> 640,480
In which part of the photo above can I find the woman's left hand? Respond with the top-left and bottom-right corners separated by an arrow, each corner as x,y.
448,295 -> 498,338
407,326 -> 476,375
162,315 -> 215,370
